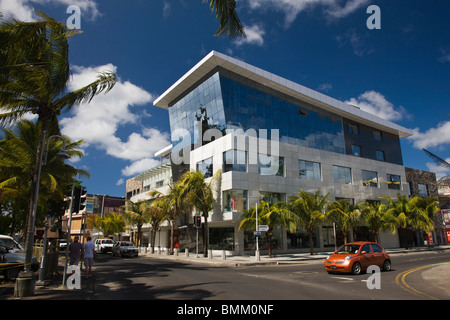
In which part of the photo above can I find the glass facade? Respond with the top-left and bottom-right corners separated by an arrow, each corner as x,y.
168,68 -> 346,157
168,71 -> 226,151
220,71 -> 346,154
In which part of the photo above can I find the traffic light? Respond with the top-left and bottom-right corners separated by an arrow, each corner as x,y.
72,186 -> 87,213
79,188 -> 87,212
194,216 -> 202,228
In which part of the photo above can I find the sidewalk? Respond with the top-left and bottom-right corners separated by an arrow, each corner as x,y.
2,244 -> 450,300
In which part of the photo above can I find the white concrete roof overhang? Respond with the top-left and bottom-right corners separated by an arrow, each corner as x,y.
153,51 -> 413,139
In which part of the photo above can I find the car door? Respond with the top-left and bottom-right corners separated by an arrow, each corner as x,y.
359,243 -> 373,269
370,243 -> 385,268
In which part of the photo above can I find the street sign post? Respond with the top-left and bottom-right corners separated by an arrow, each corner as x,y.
258,225 -> 269,232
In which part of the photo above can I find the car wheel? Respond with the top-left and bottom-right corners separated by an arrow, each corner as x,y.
5,267 -> 21,281
352,262 -> 362,275
382,259 -> 391,271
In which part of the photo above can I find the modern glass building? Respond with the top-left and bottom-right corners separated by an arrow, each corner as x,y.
150,51 -> 413,253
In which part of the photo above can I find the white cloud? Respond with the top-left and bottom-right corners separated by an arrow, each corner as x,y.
60,64 -> 171,177
335,28 -> 373,56
345,90 -> 408,121
408,121 -> 450,150
121,158 -> 162,177
438,49 -> 450,63
234,24 -> 265,46
0,0 -> 100,22
246,0 -> 369,27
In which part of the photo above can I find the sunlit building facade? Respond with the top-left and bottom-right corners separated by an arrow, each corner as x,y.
148,51 -> 414,253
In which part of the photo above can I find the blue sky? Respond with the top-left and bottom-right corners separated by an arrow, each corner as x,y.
1,0 -> 450,197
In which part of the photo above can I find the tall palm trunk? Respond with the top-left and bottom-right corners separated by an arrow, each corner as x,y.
23,117 -> 49,272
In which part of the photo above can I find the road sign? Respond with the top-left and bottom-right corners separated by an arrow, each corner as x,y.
254,231 -> 262,237
259,225 -> 269,232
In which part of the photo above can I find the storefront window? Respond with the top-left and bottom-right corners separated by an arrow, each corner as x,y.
288,227 -> 320,249
209,227 -> 235,250
244,226 -> 283,251
223,189 -> 248,212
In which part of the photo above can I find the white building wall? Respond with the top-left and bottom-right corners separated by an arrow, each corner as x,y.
189,132 -> 407,253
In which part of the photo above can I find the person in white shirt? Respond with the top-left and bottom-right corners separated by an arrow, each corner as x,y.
83,237 -> 95,278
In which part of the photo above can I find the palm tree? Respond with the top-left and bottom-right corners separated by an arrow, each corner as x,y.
150,181 -> 186,254
90,212 -> 125,239
204,0 -> 246,39
0,13 -> 116,268
122,200 -> 147,246
381,193 -> 426,248
142,201 -> 168,253
239,201 -> 297,258
0,120 -> 88,229
288,189 -> 329,255
178,169 -> 222,257
326,199 -> 363,244
360,201 -> 393,243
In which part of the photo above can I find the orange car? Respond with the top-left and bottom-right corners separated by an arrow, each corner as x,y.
324,242 -> 391,275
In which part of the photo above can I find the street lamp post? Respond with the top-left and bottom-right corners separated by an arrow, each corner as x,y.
14,133 -> 69,297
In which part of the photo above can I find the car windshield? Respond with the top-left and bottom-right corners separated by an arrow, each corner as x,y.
336,244 -> 361,254
122,242 -> 134,246
0,238 -> 22,250
103,240 -> 113,244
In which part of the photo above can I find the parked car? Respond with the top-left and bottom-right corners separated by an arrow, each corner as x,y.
0,235 -> 24,253
0,245 -> 40,281
94,238 -> 114,253
324,241 -> 391,275
111,241 -> 138,257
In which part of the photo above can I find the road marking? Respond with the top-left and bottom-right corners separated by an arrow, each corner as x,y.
332,276 -> 354,281
395,262 -> 450,300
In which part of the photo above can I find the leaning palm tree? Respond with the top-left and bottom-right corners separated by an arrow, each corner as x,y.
178,169 -> 222,257
288,189 -> 329,255
0,12 -> 116,270
204,0 -> 246,39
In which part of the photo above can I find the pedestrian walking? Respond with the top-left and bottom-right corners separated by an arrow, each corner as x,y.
84,236 -> 95,278
69,236 -> 84,267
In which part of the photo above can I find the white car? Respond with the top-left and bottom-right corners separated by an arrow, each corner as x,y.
111,241 -> 138,257
0,235 -> 24,253
94,238 -> 114,253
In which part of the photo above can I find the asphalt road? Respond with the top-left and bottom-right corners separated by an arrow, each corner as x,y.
90,249 -> 450,301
